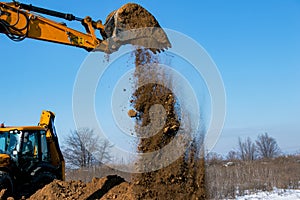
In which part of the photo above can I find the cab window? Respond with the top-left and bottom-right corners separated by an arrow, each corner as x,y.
21,131 -> 38,158
0,131 -> 20,154
0,132 -> 8,153
40,131 -> 50,161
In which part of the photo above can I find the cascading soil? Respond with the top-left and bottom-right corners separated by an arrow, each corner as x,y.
130,48 -> 206,200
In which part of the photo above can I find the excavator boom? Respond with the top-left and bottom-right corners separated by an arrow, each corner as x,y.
0,1 -> 171,53
0,2 -> 107,52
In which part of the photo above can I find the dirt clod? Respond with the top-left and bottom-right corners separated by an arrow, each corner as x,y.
128,109 -> 137,118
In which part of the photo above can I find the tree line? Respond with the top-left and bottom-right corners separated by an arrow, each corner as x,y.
208,132 -> 281,163
62,129 -> 281,168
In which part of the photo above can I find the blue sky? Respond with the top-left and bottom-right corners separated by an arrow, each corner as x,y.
0,0 -> 299,155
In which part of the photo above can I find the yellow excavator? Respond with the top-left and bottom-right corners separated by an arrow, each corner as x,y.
0,0 -> 171,197
0,1 -> 171,53
0,111 -> 64,197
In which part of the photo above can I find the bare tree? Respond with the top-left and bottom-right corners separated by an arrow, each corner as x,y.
62,128 -> 112,168
238,137 -> 256,161
255,132 -> 280,159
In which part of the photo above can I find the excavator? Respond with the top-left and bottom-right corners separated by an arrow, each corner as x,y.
0,111 -> 64,197
0,0 -> 171,197
0,1 -> 171,53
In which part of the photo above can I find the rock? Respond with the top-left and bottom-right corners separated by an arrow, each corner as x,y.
128,109 -> 137,117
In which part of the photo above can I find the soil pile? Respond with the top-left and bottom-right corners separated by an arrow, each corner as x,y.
28,175 -> 127,200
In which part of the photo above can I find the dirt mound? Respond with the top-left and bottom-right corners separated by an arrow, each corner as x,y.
99,182 -> 133,200
28,175 -> 126,200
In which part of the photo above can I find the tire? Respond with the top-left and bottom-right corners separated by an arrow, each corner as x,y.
31,171 -> 56,191
0,171 -> 13,197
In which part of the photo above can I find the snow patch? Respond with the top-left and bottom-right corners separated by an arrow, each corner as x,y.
235,188 -> 300,200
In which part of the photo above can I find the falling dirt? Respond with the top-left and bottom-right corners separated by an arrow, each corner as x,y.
129,48 -> 206,200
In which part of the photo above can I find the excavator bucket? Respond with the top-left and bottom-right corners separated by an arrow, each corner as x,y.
102,3 -> 171,53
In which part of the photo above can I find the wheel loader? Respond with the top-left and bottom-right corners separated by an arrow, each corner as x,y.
0,111 -> 64,197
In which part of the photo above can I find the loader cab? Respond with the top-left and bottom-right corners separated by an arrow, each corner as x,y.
19,129 -> 50,162
0,111 -> 64,197
0,127 -> 51,169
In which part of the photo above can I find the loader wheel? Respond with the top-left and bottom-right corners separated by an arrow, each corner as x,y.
32,171 -> 56,191
0,172 -> 13,197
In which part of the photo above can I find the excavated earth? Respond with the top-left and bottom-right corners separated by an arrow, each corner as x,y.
0,175 -> 131,200
104,3 -> 171,53
28,175 -> 130,200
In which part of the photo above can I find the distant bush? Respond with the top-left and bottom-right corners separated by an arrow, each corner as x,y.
256,132 -> 281,159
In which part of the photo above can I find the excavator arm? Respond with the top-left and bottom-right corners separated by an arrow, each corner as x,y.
0,1 -> 171,53
0,2 -> 108,52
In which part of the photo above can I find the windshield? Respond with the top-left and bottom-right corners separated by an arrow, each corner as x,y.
0,131 -> 20,154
